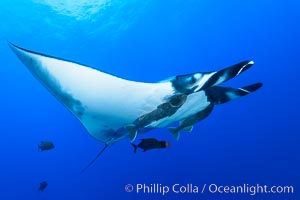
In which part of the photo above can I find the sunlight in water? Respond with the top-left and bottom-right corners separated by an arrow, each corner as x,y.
33,0 -> 112,20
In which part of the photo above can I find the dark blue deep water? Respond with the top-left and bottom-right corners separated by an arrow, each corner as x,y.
0,1 -> 299,199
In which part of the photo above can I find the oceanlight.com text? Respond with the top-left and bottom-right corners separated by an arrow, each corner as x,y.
124,183 -> 294,196
207,183 -> 294,195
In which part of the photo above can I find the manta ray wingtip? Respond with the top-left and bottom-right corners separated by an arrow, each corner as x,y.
6,40 -> 16,48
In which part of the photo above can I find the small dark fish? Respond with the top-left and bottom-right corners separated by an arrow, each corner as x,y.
38,181 -> 48,191
38,141 -> 55,151
131,138 -> 170,153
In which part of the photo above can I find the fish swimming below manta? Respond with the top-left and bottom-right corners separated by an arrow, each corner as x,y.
8,42 -> 262,172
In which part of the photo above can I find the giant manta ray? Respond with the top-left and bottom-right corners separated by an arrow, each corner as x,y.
8,42 -> 262,171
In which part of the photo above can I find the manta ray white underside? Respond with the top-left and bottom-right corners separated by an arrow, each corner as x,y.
9,42 -> 261,146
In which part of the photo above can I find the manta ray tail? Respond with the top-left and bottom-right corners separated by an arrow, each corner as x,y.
206,82 -> 263,104
80,144 -> 109,174
200,60 -> 254,90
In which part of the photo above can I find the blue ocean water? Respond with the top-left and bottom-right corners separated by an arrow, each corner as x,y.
0,0 -> 299,199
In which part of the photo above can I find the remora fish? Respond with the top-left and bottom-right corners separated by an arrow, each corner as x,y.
126,94 -> 187,142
